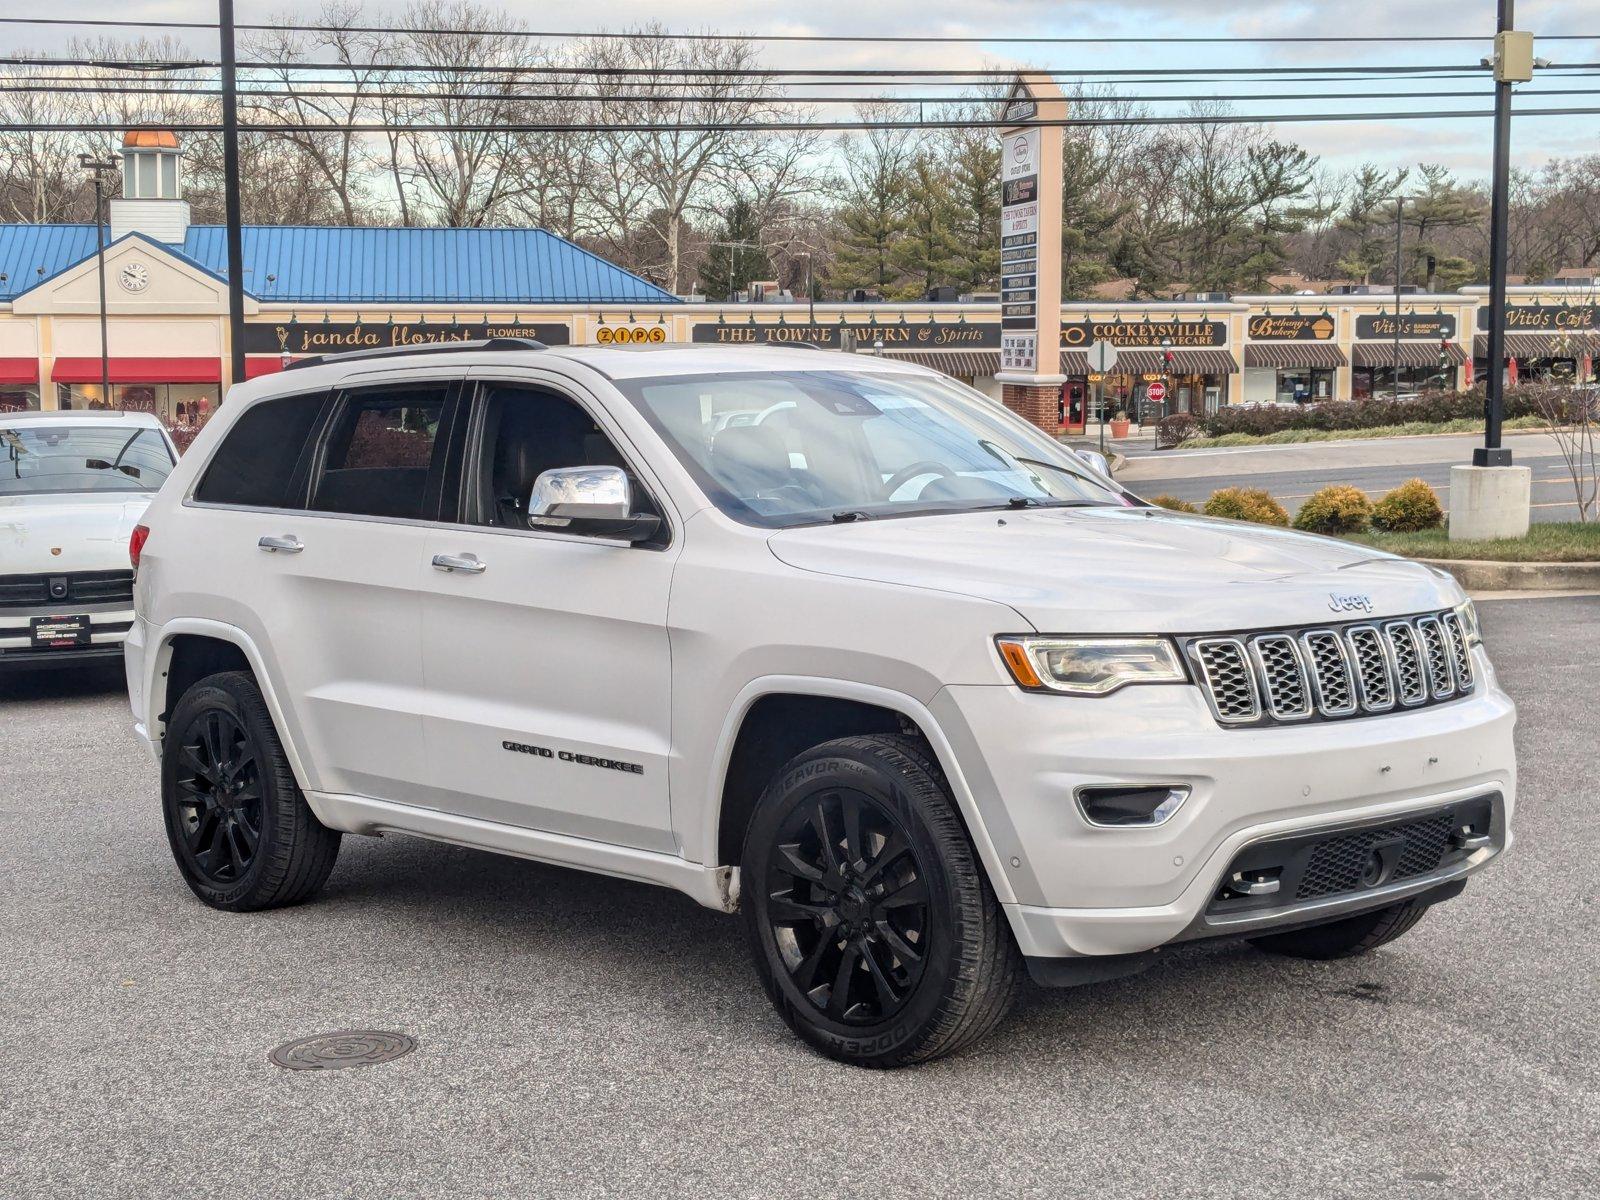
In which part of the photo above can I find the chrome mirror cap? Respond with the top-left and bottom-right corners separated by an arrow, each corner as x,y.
528,465 -> 632,526
1074,449 -> 1111,478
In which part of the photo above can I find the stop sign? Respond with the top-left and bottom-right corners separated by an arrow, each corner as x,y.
1147,381 -> 1167,403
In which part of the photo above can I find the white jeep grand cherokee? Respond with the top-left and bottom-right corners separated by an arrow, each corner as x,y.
3,409 -> 176,668
125,341 -> 1515,1067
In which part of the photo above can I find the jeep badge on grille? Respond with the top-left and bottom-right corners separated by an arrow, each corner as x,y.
1328,593 -> 1374,614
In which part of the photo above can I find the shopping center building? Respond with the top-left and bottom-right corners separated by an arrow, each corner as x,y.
2,134 -> 1596,435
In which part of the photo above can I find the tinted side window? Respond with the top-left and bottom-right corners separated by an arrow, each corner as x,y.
310,386 -> 449,520
472,384 -> 657,530
194,392 -> 325,508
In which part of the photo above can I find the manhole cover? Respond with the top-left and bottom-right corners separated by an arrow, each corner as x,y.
269,1031 -> 417,1071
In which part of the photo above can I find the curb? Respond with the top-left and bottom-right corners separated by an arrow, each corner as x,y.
1415,556 -> 1600,591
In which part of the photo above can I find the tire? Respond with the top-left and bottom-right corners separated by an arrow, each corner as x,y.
1247,896 -> 1432,961
161,670 -> 340,912
740,734 -> 1020,1068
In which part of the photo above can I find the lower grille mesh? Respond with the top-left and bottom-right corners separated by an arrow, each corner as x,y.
1296,812 -> 1457,899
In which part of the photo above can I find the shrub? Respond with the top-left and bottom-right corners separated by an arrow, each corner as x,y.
1293,484 -> 1373,534
1149,494 -> 1198,513
1203,487 -> 1290,526
1371,478 -> 1445,532
1192,387 -> 1584,442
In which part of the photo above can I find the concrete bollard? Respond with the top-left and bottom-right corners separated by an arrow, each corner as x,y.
1448,465 -> 1531,541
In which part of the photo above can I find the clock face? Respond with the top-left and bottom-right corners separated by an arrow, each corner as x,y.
118,262 -> 150,293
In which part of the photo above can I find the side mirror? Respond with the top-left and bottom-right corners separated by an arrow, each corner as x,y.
527,465 -> 660,543
1073,449 -> 1112,478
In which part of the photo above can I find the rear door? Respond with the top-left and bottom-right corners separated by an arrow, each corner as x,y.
185,370 -> 464,804
415,370 -> 679,852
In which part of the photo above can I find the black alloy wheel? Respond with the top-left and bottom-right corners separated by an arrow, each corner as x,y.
172,709 -> 264,885
764,786 -> 931,1026
742,734 -> 1021,1068
161,670 -> 340,911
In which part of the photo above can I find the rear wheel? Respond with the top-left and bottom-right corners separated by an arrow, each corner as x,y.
1247,896 -> 1432,960
741,734 -> 1020,1068
161,670 -> 339,911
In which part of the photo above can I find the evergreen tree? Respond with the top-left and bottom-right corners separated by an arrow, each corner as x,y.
1335,165 -> 1408,282
827,117 -> 916,293
937,122 -> 1001,292
1403,163 -> 1485,285
890,153 -> 961,298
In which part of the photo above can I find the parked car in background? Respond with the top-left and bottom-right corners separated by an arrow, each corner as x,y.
126,341 -> 1514,1067
1,410 -> 176,668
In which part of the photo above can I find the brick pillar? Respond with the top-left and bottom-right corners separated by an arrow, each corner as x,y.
1002,382 -> 1063,433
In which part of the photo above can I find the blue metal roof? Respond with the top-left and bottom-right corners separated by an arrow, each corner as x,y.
0,223 -> 678,304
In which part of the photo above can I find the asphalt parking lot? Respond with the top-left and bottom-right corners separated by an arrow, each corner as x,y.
4,596 -> 1597,1199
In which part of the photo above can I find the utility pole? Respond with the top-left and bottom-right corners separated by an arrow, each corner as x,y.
1476,0 -> 1528,467
1393,198 -> 1404,398
220,0 -> 247,389
78,154 -> 119,407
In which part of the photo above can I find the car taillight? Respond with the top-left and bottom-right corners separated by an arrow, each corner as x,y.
130,523 -> 151,572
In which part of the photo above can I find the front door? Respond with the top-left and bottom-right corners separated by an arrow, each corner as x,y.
417,374 -> 679,853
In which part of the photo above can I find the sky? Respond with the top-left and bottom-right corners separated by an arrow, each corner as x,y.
10,1 -> 1600,178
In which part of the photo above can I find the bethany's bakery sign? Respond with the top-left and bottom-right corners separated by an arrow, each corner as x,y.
1355,312 -> 1457,340
1476,303 -> 1600,331
691,319 -> 1000,348
244,317 -> 571,355
1248,312 -> 1335,341
1061,319 -> 1227,348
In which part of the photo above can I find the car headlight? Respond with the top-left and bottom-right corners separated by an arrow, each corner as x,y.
995,636 -> 1187,696
1454,599 -> 1483,646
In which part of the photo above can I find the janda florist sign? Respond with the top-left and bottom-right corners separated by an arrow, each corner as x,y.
244,318 -> 571,355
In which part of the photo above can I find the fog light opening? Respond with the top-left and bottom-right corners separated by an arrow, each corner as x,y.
1075,785 -> 1190,828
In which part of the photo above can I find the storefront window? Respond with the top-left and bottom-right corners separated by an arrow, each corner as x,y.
1352,366 -> 1451,400
56,382 -> 220,424
0,386 -> 41,412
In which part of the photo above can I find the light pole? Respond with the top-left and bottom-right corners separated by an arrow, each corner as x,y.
1393,197 -> 1405,399
220,0 -> 247,389
78,153 -> 119,408
794,251 -> 815,325
1160,336 -> 1174,418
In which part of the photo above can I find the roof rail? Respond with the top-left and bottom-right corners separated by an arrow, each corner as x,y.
282,336 -> 546,371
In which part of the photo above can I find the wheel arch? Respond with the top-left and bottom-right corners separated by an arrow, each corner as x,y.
146,618 -> 318,804
702,677 -> 1017,907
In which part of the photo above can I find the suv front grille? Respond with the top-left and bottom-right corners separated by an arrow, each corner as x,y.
1186,609 -> 1473,728
0,570 -> 134,609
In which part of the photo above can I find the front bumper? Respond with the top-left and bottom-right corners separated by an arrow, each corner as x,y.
931,647 -> 1516,959
0,602 -> 134,667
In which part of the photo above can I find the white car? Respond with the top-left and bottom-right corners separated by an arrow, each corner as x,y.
124,342 -> 1515,1067
2,410 -> 177,669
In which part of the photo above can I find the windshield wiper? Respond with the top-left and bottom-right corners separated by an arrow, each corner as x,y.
831,509 -> 874,523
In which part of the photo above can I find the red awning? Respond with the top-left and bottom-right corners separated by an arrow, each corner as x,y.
0,357 -> 39,385
245,357 -> 287,379
51,357 -> 222,384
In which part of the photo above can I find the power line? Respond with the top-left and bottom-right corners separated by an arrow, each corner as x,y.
7,107 -> 1599,135
4,16 -> 1600,43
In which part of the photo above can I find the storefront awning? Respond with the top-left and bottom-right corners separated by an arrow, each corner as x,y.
1114,348 -> 1239,374
1352,342 -> 1466,368
244,357 -> 290,379
1473,331 -> 1600,358
877,350 -> 1001,377
1243,343 -> 1347,369
0,357 -> 39,385
51,357 -> 222,384
1062,351 -> 1090,375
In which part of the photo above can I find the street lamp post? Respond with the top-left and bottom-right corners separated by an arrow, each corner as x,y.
710,240 -> 759,303
78,153 -> 119,408
1393,197 -> 1405,399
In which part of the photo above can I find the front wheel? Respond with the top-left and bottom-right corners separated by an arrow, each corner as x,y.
741,734 -> 1020,1068
161,670 -> 340,912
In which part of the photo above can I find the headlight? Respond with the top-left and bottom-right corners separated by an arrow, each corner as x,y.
995,636 -> 1187,696
1454,599 -> 1483,646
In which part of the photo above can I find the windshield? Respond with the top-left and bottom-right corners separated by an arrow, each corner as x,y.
615,369 -> 1129,527
0,424 -> 175,496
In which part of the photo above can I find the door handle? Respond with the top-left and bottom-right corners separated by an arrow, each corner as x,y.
258,535 -> 303,553
432,553 -> 487,574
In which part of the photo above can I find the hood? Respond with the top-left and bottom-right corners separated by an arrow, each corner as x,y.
0,492 -> 152,575
767,506 -> 1458,633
